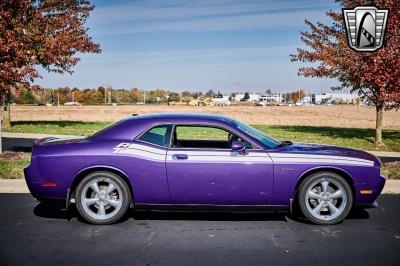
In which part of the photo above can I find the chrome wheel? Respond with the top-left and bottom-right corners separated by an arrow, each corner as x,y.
305,177 -> 348,221
80,177 -> 123,221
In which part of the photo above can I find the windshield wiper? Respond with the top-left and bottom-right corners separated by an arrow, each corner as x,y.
276,140 -> 293,148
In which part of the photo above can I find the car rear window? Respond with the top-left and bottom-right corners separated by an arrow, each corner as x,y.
138,125 -> 172,147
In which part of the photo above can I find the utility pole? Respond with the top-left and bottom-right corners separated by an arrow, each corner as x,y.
143,91 -> 146,104
72,91 -> 75,102
57,92 -> 60,106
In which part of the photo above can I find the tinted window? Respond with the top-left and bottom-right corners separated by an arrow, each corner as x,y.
138,125 -> 171,147
232,120 -> 279,149
176,126 -> 229,141
173,125 -> 252,149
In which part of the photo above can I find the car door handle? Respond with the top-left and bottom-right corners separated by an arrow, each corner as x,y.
172,154 -> 188,160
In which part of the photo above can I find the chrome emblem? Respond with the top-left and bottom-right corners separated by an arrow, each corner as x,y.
343,6 -> 388,52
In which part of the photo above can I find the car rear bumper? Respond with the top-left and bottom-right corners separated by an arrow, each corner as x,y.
24,158 -> 68,200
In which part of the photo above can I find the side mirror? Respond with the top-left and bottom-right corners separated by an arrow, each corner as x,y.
231,140 -> 246,153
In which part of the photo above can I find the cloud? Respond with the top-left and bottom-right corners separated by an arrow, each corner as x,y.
92,0 -> 330,22
81,45 -> 299,65
90,0 -> 333,35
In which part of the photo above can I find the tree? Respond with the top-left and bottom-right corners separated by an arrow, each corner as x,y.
291,90 -> 305,103
243,92 -> 250,101
167,92 -> 179,102
291,0 -> 400,146
0,0 -> 101,128
204,89 -> 215,98
131,88 -> 143,103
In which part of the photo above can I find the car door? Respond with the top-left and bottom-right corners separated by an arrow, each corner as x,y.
115,124 -> 173,204
165,124 -> 274,205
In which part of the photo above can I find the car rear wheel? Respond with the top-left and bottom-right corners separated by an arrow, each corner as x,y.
75,171 -> 131,225
298,172 -> 353,225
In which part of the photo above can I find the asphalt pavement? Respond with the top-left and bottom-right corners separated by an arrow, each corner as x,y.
0,194 -> 399,266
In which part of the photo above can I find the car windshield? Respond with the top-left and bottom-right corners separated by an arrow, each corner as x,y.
232,120 -> 280,149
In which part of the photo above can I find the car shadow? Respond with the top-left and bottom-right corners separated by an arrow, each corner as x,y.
33,202 -> 370,224
33,202 -> 75,220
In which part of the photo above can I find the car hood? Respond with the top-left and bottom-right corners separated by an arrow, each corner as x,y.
274,142 -> 379,164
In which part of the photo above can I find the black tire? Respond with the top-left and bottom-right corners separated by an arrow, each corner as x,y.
298,171 -> 353,225
75,171 -> 131,225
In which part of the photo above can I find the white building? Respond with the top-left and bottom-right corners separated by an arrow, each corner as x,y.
260,93 -> 284,104
213,95 -> 231,105
234,93 -> 245,101
314,93 -> 359,104
233,93 -> 260,102
248,93 -> 260,102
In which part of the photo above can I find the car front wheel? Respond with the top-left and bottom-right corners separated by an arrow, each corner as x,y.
298,172 -> 353,225
75,171 -> 131,225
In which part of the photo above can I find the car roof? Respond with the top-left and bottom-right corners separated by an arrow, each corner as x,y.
90,113 -> 236,142
125,113 -> 234,124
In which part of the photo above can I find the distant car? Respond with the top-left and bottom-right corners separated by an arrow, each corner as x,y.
64,101 -> 81,106
253,101 -> 267,106
213,98 -> 231,106
25,113 -> 385,225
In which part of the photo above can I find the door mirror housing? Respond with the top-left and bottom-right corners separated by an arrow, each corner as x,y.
231,141 -> 246,153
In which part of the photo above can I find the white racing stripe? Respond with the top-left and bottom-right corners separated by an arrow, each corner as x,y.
113,143 -> 374,166
269,153 -> 374,167
166,151 -> 271,163
114,143 -> 166,161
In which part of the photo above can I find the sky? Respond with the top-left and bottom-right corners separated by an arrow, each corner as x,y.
35,0 -> 343,93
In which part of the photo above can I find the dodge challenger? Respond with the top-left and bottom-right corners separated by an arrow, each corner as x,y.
24,113 -> 385,225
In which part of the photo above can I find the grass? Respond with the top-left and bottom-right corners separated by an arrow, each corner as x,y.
381,161 -> 400,180
253,125 -> 400,152
4,121 -> 400,151
0,152 -> 31,179
4,121 -> 110,136
176,126 -> 228,140
1,151 -> 399,180
1,121 -> 399,179
0,160 -> 30,179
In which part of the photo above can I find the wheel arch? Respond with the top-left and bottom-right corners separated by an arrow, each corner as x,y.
293,166 -> 355,200
69,165 -> 134,205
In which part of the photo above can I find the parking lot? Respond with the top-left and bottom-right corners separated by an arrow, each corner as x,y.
0,194 -> 399,265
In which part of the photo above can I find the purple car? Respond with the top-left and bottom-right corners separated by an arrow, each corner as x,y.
24,113 -> 385,225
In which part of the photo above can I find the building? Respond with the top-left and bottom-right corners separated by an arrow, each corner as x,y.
260,93 -> 284,104
314,93 -> 359,104
233,93 -> 260,102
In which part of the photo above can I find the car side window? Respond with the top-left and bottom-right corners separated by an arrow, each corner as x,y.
138,125 -> 172,147
172,125 -> 253,149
